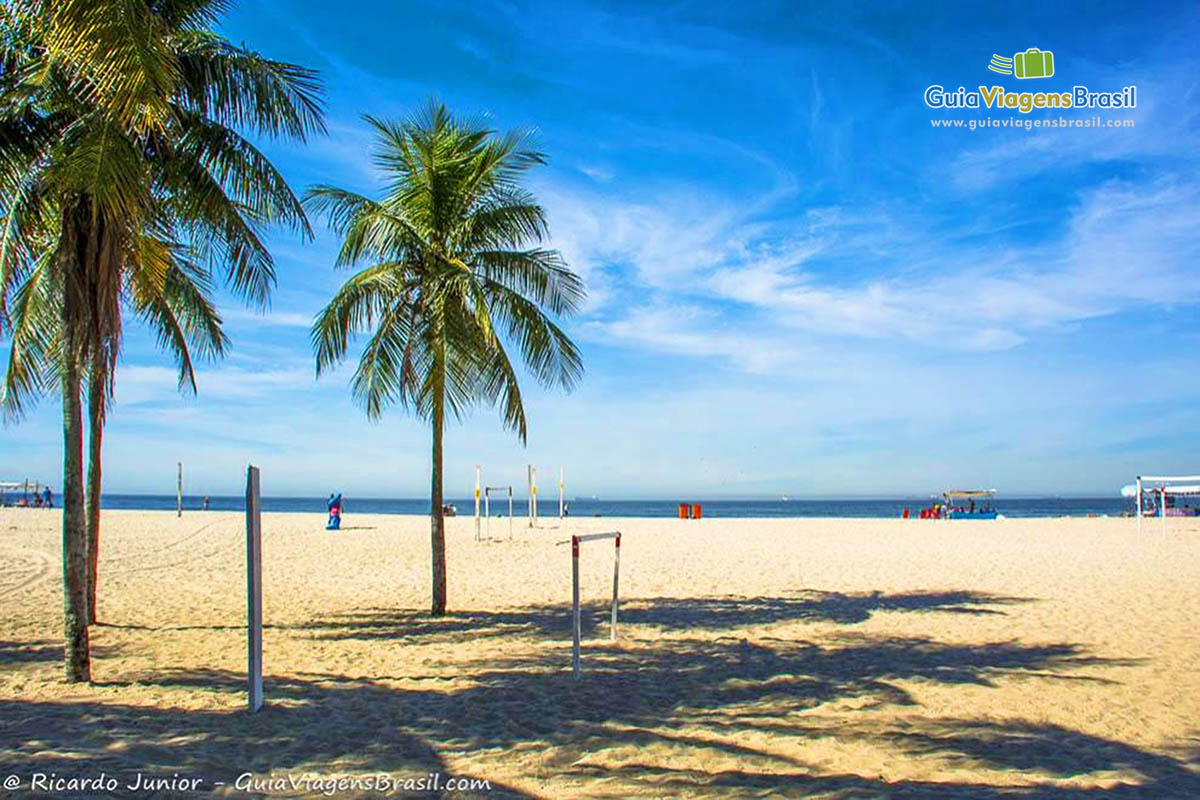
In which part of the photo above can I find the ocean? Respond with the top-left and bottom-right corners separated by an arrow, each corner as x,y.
95,494 -> 1132,519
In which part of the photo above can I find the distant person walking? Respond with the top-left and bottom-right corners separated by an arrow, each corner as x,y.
42,486 -> 53,508
202,495 -> 210,511
326,492 -> 343,531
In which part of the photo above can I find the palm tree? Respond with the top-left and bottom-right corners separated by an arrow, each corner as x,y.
0,0 -> 323,681
308,102 -> 584,615
2,236 -> 230,625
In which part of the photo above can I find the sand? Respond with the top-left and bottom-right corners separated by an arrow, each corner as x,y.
1,508 -> 1198,797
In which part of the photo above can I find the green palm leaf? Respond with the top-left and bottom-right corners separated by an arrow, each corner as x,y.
0,0 -> 324,680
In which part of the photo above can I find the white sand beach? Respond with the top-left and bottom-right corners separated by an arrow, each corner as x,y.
1,509 -> 1198,797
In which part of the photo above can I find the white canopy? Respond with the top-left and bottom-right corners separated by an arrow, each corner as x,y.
1123,483 -> 1200,497
1133,473 -> 1200,537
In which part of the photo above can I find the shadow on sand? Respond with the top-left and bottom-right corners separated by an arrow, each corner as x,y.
296,588 -> 1034,642
1,590 -> 1192,797
0,640 -> 63,665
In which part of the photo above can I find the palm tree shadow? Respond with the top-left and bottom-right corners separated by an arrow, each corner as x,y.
0,631 -> 1175,797
297,589 -> 1035,643
0,640 -> 62,665
0,670 -> 527,798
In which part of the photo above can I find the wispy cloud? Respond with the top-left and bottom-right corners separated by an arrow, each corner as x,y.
553,171 -> 1200,366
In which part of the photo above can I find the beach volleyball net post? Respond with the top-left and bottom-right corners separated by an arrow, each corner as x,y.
483,485 -> 514,540
559,466 -> 565,519
569,531 -> 621,679
527,465 -> 539,528
474,465 -> 481,540
244,465 -> 263,712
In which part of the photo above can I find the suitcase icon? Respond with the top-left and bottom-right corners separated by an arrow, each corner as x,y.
1014,48 -> 1054,79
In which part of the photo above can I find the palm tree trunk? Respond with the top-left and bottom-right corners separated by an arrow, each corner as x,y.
430,378 -> 447,616
60,269 -> 91,683
85,365 -> 104,625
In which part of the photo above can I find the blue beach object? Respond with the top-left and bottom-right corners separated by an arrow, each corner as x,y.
326,492 -> 343,530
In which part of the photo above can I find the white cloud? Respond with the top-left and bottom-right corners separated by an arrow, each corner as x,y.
114,363 -> 316,407
223,308 -> 316,329
550,173 -> 1200,368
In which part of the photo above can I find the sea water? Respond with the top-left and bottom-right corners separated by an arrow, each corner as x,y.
97,494 -> 1131,519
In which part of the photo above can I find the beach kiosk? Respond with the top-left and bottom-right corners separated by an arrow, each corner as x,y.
941,489 -> 997,520
1125,475 -> 1200,537
0,480 -> 43,507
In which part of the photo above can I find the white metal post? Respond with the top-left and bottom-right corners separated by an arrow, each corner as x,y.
571,535 -> 581,679
177,462 -> 183,517
532,466 -> 538,527
611,533 -> 620,640
559,466 -> 565,520
508,486 -> 513,540
1161,485 -> 1167,540
527,465 -> 533,528
1136,477 -> 1142,535
484,487 -> 491,539
474,465 -> 481,541
245,465 -> 263,712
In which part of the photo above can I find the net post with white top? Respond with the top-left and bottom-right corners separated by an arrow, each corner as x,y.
474,465 -> 481,541
527,465 -> 540,528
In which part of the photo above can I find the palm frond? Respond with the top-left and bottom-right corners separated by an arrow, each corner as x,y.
175,31 -> 325,140
42,0 -> 179,131
1,251 -> 58,420
311,101 -> 585,439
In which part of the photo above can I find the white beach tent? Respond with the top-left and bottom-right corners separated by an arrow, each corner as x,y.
1,481 -> 35,506
1128,474 -> 1200,538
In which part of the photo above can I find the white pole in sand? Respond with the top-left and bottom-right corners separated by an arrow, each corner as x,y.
1136,477 -> 1142,535
571,535 -> 581,679
484,487 -> 491,539
532,466 -> 539,527
527,465 -> 533,528
508,485 -> 514,540
474,465 -> 481,542
177,462 -> 183,517
245,465 -> 263,713
611,533 -> 620,640
1161,484 -> 1167,540
559,466 -> 565,520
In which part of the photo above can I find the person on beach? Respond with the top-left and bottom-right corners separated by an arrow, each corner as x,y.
202,495 -> 210,511
326,492 -> 343,531
42,486 -> 52,508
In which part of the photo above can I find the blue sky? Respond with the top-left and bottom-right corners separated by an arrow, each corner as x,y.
4,0 -> 1200,498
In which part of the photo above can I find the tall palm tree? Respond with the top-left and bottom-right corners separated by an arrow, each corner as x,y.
2,235 -> 230,625
0,0 -> 323,681
308,102 -> 585,616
